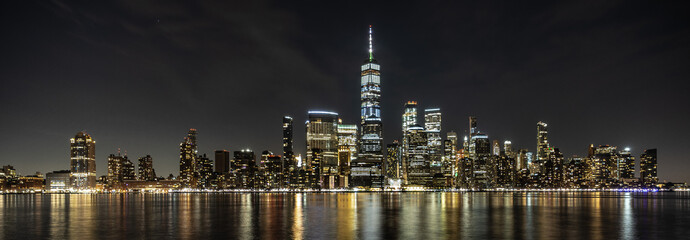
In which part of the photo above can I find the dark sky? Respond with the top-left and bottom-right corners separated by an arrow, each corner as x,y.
1,1 -> 689,183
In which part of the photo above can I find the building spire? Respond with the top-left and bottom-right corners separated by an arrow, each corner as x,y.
369,25 -> 373,60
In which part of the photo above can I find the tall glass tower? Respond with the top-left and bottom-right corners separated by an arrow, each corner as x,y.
353,25 -> 384,188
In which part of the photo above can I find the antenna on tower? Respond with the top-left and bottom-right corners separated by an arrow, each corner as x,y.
368,25 -> 373,60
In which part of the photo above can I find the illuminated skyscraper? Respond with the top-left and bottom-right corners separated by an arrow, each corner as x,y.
469,116 -> 477,138
337,122 -> 358,188
504,140 -> 513,157
536,122 -> 549,161
233,149 -> 256,189
424,108 -> 442,169
402,101 -> 417,134
306,111 -> 339,188
179,129 -> 198,188
406,125 -> 430,186
492,140 -> 501,156
640,148 -> 658,186
385,141 -> 402,180
617,148 -> 635,180
356,25 -> 384,188
283,116 -> 294,163
590,145 -> 617,188
138,155 -> 156,181
69,131 -> 96,190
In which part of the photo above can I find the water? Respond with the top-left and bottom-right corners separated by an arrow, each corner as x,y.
1,192 -> 689,239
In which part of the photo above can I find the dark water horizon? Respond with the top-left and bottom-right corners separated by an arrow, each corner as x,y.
1,192 -> 689,239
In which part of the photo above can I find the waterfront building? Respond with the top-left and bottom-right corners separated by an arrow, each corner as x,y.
45,170 -> 71,191
640,148 -> 658,186
406,125 -> 430,186
259,151 -> 283,189
337,122 -> 358,188
233,149 -> 256,189
590,145 -> 618,188
470,133 -> 492,189
196,154 -> 213,188
283,116 -> 297,187
617,148 -> 635,180
356,25 -> 384,188
138,155 -> 156,181
306,111 -> 340,189
494,153 -> 515,188
565,156 -> 588,188
69,131 -> 97,190
179,129 -> 198,188
106,151 -> 131,188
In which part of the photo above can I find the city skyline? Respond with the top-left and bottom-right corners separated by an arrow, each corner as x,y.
1,1 -> 689,184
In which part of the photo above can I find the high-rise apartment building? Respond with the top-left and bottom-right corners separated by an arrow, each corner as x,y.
640,148 -> 658,185
179,129 -> 198,188
337,122 -> 357,188
138,155 -> 156,181
424,108 -> 442,169
70,131 -> 97,190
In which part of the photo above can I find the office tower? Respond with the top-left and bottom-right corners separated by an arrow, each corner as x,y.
283,116 -> 295,164
259,150 -> 282,189
283,116 -> 297,187
640,149 -> 658,186
179,129 -> 198,188
590,145 -> 618,188
494,153 -> 515,188
469,116 -> 477,138
504,141 -> 513,157
406,125 -> 430,186
233,149 -> 256,189
45,170 -> 71,191
357,25 -> 384,188
515,149 -> 529,171
196,154 -> 213,188
306,111 -> 339,188
492,140 -> 500,156
541,147 -> 564,188
69,131 -> 97,190
617,148 -> 635,180
424,108 -> 442,169
470,133 -> 492,188
337,122 -> 358,188
385,141 -> 402,180
138,155 -> 156,181
536,122 -> 549,161
443,131 -> 458,187
402,101 -> 418,133
215,150 -> 230,174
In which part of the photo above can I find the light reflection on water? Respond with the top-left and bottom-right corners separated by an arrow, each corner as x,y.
1,192 -> 689,239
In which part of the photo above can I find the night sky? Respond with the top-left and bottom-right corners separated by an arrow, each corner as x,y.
1,1 -> 689,183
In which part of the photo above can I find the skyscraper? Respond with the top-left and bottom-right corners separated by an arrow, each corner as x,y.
385,141 -> 402,180
424,108 -> 442,169
356,25 -> 384,188
405,125 -> 430,186
504,140 -> 513,157
69,131 -> 96,190
138,155 -> 156,181
306,111 -> 339,188
536,122 -> 549,161
640,148 -> 658,186
283,116 -> 294,162
337,122 -> 357,188
617,148 -> 635,180
179,129 -> 198,188
233,149 -> 256,189
492,140 -> 501,156
402,101 -> 418,134
214,150 -> 230,174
